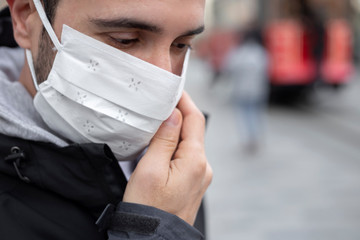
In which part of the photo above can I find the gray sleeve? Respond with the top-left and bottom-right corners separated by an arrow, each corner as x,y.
101,202 -> 204,240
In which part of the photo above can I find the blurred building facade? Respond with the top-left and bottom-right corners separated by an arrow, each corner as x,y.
208,0 -> 352,28
198,0 -> 357,100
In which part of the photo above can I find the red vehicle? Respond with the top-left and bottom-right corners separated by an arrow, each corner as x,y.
265,20 -> 317,85
265,18 -> 354,87
321,19 -> 354,85
263,0 -> 354,89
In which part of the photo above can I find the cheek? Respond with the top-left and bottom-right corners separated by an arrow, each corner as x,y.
171,54 -> 186,76
30,28 -> 43,62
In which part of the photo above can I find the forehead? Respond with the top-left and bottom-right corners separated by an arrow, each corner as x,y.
56,0 -> 205,30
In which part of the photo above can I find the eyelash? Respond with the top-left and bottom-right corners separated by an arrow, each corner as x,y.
110,36 -> 192,51
172,42 -> 193,50
110,37 -> 139,47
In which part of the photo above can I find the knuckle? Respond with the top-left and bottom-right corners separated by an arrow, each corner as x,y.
161,138 -> 178,151
194,110 -> 206,125
152,135 -> 178,152
179,140 -> 203,156
190,140 -> 204,153
205,164 -> 213,185
192,155 -> 208,177
153,133 -> 178,147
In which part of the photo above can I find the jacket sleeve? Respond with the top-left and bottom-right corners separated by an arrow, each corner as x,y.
102,202 -> 204,240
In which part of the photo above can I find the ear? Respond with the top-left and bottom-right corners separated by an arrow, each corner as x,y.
6,0 -> 15,7
8,0 -> 39,49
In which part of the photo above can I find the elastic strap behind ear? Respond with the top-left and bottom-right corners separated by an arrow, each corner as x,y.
25,49 -> 40,91
32,0 -> 62,50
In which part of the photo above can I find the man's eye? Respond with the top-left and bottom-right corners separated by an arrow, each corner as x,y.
110,37 -> 139,48
117,39 -> 139,45
172,42 -> 191,50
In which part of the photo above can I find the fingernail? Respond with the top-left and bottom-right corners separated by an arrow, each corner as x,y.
165,111 -> 180,127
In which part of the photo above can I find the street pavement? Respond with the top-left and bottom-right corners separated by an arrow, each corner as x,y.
185,57 -> 360,240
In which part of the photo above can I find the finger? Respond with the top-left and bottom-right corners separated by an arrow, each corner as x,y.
138,109 -> 182,173
177,92 -> 205,142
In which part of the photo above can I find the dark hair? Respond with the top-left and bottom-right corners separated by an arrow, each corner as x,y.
43,0 -> 60,24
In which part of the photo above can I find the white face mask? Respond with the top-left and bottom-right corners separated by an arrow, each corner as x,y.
27,0 -> 190,161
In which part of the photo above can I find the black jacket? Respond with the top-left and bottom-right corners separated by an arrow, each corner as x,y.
0,133 -> 126,240
0,133 -> 205,239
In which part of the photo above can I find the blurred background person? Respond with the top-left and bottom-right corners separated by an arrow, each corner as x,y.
223,26 -> 269,154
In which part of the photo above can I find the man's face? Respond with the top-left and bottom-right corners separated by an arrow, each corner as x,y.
33,0 -> 205,83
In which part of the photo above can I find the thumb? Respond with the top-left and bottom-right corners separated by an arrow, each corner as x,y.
138,109 -> 182,170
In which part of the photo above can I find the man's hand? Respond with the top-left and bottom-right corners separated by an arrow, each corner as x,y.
123,92 -> 213,225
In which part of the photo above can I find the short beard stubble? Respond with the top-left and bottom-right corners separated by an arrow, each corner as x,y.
33,0 -> 60,84
33,28 -> 56,85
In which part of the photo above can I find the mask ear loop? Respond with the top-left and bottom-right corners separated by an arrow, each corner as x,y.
25,49 -> 40,91
33,0 -> 62,51
28,0 -> 63,91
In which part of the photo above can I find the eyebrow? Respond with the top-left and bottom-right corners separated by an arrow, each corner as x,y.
180,25 -> 205,38
90,17 -> 162,33
90,17 -> 204,37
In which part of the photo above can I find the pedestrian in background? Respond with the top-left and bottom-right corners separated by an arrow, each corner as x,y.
224,27 -> 269,154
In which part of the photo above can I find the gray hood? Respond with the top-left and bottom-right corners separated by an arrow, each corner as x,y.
0,47 -> 67,146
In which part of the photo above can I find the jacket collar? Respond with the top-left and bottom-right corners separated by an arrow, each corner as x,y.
0,133 -> 127,218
